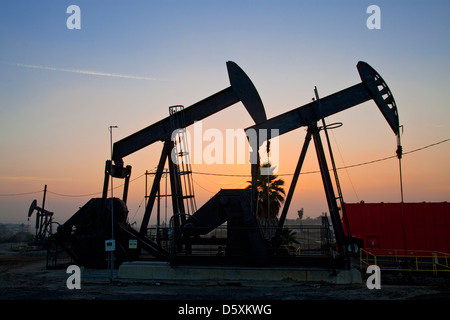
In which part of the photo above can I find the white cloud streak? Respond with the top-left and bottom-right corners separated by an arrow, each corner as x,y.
5,62 -> 167,81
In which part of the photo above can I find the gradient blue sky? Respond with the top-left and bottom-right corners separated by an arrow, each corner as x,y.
1,1 -> 449,226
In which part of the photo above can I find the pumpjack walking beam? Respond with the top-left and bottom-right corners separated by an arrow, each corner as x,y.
111,61 -> 267,167
100,62 -> 267,241
246,61 -> 401,262
249,62 -> 399,138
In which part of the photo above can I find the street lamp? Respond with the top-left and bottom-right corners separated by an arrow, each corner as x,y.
108,125 -> 118,282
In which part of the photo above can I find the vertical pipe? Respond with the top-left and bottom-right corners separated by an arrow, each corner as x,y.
145,170 -> 148,208
109,127 -> 117,240
157,185 -> 160,243
109,126 -> 117,280
312,124 -> 348,266
38,185 -> 47,239
99,161 -> 111,237
41,185 -> 47,216
395,129 -> 408,264
165,169 -> 168,226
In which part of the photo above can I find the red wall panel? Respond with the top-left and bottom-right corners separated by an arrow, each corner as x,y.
344,202 -> 450,255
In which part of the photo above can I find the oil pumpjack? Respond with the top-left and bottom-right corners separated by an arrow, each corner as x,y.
50,61 -> 400,269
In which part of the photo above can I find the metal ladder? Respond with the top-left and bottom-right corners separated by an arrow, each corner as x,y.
169,105 -> 197,216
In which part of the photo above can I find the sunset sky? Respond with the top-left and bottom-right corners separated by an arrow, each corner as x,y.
1,1 -> 449,228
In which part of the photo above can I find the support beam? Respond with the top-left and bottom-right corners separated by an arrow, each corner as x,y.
273,129 -> 313,245
139,141 -> 171,236
311,124 -> 348,265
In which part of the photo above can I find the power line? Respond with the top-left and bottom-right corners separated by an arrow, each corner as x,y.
1,138 -> 448,197
404,138 -> 450,155
0,190 -> 44,197
0,173 -> 146,198
46,190 -> 102,198
46,173 -> 147,198
193,138 -> 450,177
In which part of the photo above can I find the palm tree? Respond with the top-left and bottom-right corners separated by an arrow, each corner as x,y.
280,228 -> 299,246
246,162 -> 286,239
247,162 -> 286,218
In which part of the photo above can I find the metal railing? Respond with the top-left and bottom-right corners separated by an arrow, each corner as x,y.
145,224 -> 334,257
360,248 -> 450,274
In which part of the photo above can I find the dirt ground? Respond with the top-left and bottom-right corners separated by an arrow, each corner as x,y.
0,242 -> 449,316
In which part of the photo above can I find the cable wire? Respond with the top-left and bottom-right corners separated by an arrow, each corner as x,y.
1,138 -> 448,197
193,138 -> 450,177
0,190 -> 44,197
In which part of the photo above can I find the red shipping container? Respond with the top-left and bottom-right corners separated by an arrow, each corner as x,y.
343,202 -> 450,256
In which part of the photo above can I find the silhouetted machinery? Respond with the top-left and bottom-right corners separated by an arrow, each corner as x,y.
28,185 -> 54,247
51,61 -> 400,269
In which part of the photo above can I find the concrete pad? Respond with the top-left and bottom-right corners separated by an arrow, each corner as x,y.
118,261 -> 362,285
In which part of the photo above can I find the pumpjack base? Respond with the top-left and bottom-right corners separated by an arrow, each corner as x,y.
168,252 -> 346,268
117,261 -> 362,285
